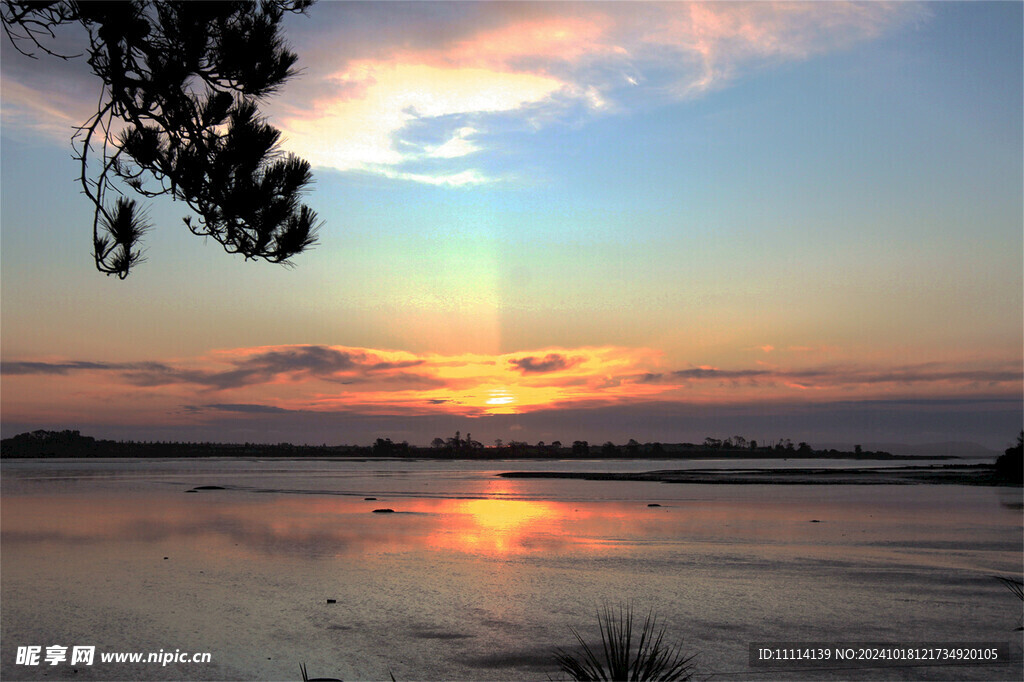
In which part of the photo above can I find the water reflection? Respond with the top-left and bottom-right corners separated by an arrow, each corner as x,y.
1,491 -> 641,560
3,483 -> 1020,570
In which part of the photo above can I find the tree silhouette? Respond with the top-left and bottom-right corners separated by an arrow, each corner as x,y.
995,431 -> 1023,484
2,0 -> 321,278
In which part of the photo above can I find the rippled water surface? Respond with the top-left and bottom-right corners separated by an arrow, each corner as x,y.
2,458 -> 1021,680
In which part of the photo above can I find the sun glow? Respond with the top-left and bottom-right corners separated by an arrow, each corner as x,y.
484,388 -> 517,410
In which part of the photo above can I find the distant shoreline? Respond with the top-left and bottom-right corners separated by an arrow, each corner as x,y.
0,451 -> 966,461
0,438 -> 962,461
2,429 -> 1016,486
499,464 -> 1013,486
0,428 -> 984,460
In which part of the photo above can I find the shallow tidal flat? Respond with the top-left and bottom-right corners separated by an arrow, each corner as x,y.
499,463 -> 1007,486
2,458 -> 1021,681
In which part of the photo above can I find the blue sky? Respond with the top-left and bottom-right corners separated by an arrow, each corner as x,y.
1,2 -> 1021,449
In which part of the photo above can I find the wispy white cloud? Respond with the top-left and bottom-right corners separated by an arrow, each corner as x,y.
377,167 -> 490,188
636,1 -> 915,97
277,60 -> 569,183
274,1 -> 923,185
0,78 -> 82,140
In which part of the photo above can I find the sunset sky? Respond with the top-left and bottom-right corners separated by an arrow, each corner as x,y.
1,1 -> 1021,449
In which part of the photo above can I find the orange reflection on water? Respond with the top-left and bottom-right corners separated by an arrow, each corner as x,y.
427,497 -> 577,555
407,479 -> 614,556
0,489 -> 625,561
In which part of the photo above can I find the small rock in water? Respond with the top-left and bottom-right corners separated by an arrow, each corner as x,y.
372,508 -> 395,514
647,503 -> 661,507
364,497 -> 377,501
163,557 -> 169,560
810,519 -> 821,523
184,489 -> 198,493
326,599 -> 337,604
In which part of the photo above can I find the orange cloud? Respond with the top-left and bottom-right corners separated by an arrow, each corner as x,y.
642,1 -> 916,96
440,15 -> 616,69
0,345 -> 670,421
302,346 -> 670,416
5,346 -> 1018,428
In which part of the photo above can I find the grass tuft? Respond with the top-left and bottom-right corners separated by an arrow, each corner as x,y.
993,575 -> 1023,601
554,605 -> 697,681
993,575 -> 1024,630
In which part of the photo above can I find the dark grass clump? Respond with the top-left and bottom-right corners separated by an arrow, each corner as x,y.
994,575 -> 1023,601
554,605 -> 697,681
993,575 -> 1023,630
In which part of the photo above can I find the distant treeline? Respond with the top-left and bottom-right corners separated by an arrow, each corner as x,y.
0,428 -> 922,461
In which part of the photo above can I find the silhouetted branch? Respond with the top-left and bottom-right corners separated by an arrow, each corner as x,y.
3,0 -> 321,278
1,0 -> 81,59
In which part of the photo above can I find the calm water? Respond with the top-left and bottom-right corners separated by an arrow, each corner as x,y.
2,458 -> 1021,681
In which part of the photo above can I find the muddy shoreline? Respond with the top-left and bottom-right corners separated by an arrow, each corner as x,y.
499,464 -> 1016,486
